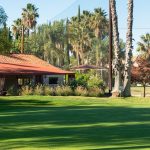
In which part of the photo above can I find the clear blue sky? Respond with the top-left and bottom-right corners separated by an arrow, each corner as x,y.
0,0 -> 150,52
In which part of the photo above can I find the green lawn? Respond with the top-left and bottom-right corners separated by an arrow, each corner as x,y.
1,96 -> 150,150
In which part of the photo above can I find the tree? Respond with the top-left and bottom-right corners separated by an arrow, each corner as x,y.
0,6 -> 11,54
12,18 -> 22,39
137,33 -> 150,59
12,3 -> 39,53
90,8 -> 108,66
25,21 -> 66,66
22,3 -> 39,34
0,6 -> 7,26
21,3 -> 39,53
132,57 -> 150,97
110,0 -> 122,97
0,25 -> 12,54
123,0 -> 134,97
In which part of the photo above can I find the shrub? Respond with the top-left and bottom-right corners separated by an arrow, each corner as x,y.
88,87 -> 104,97
7,85 -> 19,96
33,84 -> 43,95
87,75 -> 105,92
43,86 -> 54,96
70,73 -> 90,89
20,85 -> 33,96
74,86 -> 88,96
55,86 -> 72,96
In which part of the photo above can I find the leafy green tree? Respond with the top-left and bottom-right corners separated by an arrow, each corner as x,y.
0,6 -> 11,54
0,6 -> 7,26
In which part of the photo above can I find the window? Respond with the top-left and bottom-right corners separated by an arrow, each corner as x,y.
18,78 -> 31,86
49,77 -> 58,84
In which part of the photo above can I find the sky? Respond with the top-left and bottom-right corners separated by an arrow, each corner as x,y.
0,0 -> 150,52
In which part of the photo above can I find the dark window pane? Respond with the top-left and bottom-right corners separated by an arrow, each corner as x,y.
49,77 -> 58,84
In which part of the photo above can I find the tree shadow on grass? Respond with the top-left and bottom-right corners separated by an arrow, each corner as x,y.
0,98 -> 51,106
0,98 -> 150,149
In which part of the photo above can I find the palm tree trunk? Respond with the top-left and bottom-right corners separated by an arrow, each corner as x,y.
65,18 -> 70,69
27,29 -> 30,37
123,0 -> 134,97
96,40 -> 100,66
110,0 -> 122,97
77,52 -> 81,66
95,29 -> 101,66
21,25 -> 24,53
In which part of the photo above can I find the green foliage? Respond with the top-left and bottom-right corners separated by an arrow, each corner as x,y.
137,33 -> 150,59
87,75 -> 105,90
70,72 -> 105,94
0,26 -> 12,54
74,86 -> 88,96
11,7 -> 111,68
7,85 -> 19,96
0,6 -> 7,26
70,73 -> 90,89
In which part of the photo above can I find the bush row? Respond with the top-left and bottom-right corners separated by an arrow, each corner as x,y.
20,85 -> 104,97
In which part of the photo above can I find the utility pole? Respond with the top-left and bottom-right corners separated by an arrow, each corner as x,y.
109,0 -> 113,94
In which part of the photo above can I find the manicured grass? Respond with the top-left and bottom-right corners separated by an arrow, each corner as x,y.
1,96 -> 150,150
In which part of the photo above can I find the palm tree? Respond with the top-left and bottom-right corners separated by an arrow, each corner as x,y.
22,3 -> 39,34
69,8 -> 92,66
110,0 -> 122,97
12,18 -> 22,51
90,8 -> 108,66
20,3 -> 39,53
69,15 -> 82,65
137,33 -> 150,59
12,18 -> 22,39
123,0 -> 134,97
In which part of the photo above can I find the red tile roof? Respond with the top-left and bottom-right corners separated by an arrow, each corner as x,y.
0,54 -> 74,75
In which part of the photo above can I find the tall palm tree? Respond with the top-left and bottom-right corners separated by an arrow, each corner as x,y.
90,8 -> 108,66
137,33 -> 150,59
110,0 -> 121,97
123,0 -> 134,97
69,15 -> 82,65
22,3 -> 39,34
21,3 -> 39,53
